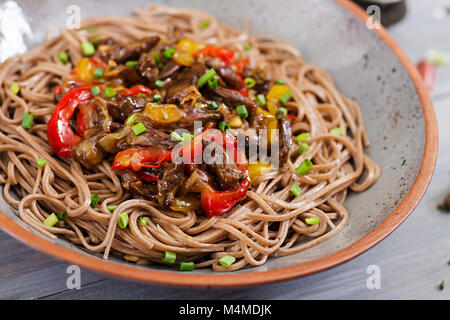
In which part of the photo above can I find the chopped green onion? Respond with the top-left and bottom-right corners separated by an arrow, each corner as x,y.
209,101 -> 219,110
290,183 -> 302,197
137,93 -> 148,97
298,143 -> 309,155
154,80 -> 165,88
276,80 -> 285,85
425,49 -> 450,67
296,159 -> 313,176
162,47 -> 175,59
275,107 -> 288,119
139,216 -> 149,227
170,131 -> 183,142
83,27 -> 98,33
218,255 -> 236,268
439,280 -> 445,290
243,44 -> 252,51
57,211 -> 67,221
117,212 -> 129,229
219,121 -> 231,132
198,69 -> 217,88
21,113 -> 34,129
57,51 -> 69,64
36,157 -> 46,168
9,82 -> 20,95
93,68 -> 104,79
132,122 -> 147,136
244,77 -> 256,89
280,91 -> 292,104
107,205 -> 118,213
208,77 -> 218,90
256,94 -> 266,106
305,216 -> 320,225
90,86 -> 100,96
104,87 -> 117,98
330,127 -> 344,136
125,60 -> 138,68
162,251 -> 176,263
179,261 -> 194,271
294,133 -> 310,143
151,51 -> 162,69
125,113 -> 137,125
182,132 -> 194,143
90,193 -> 100,208
43,213 -> 59,227
89,35 -> 100,48
81,42 -> 95,56
201,21 -> 210,29
152,94 -> 162,102
236,105 -> 248,118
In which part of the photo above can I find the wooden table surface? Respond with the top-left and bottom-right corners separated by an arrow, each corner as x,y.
1,0 -> 449,300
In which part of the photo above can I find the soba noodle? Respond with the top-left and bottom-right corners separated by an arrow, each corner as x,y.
0,5 -> 380,271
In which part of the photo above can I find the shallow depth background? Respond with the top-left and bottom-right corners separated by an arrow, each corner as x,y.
0,0 -> 448,299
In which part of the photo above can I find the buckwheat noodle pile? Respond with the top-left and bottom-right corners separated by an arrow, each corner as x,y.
0,5 -> 380,271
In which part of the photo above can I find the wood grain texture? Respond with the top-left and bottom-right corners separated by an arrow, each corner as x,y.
0,0 -> 449,299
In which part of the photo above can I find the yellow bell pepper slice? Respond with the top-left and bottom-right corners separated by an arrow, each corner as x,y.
266,84 -> 290,115
144,103 -> 184,124
254,107 -> 278,145
73,58 -> 96,82
172,38 -> 205,66
248,161 -> 274,183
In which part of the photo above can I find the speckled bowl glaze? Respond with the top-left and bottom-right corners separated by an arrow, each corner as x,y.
0,0 -> 438,286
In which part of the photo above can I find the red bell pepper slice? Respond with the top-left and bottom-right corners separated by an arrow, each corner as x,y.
119,84 -> 153,97
139,170 -> 160,182
111,147 -> 173,172
195,46 -> 235,66
47,86 -> 94,157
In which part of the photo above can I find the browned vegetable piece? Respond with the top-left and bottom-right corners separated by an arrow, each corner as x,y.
96,36 -> 160,63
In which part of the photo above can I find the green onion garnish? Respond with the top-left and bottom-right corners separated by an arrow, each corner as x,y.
209,101 -> 219,110
152,94 -> 162,102
90,193 -> 100,208
9,82 -> 20,95
294,133 -> 310,143
243,44 -> 252,51
162,251 -> 176,263
198,69 -> 217,88
125,60 -> 138,68
276,80 -> 285,85
57,211 -> 67,221
137,93 -> 147,97
93,68 -> 104,79
107,205 -> 118,213
256,94 -> 266,106
219,121 -> 231,132
21,113 -> 34,129
208,77 -> 218,90
170,131 -> 183,142
154,80 -> 165,88
330,127 -> 344,136
132,122 -> 147,136
179,261 -> 194,271
162,47 -> 175,59
104,87 -> 117,98
182,132 -> 194,143
151,51 -> 162,69
90,86 -> 100,96
275,107 -> 288,119
125,113 -> 137,125
305,216 -> 320,225
244,77 -> 256,89
236,105 -> 248,118
439,280 -> 445,291
89,35 -> 100,48
425,49 -> 450,67
81,42 -> 95,56
57,51 -> 69,64
280,91 -> 292,104
298,143 -> 309,155
117,212 -> 129,229
43,213 -> 59,227
296,159 -> 313,176
36,157 -> 46,168
139,216 -> 149,227
201,21 -> 210,29
218,255 -> 236,268
290,183 -> 302,197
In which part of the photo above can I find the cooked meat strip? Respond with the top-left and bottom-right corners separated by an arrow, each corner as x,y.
205,58 -> 243,89
137,53 -> 159,82
158,59 -> 182,79
157,162 -> 184,206
71,130 -> 105,169
203,86 -> 256,113
242,65 -> 272,95
104,65 -> 146,87
118,170 -> 158,200
279,118 -> 292,165
108,95 -> 149,122
96,36 -> 160,63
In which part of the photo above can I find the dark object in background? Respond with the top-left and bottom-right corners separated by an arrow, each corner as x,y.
352,0 -> 407,26
445,193 -> 450,210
